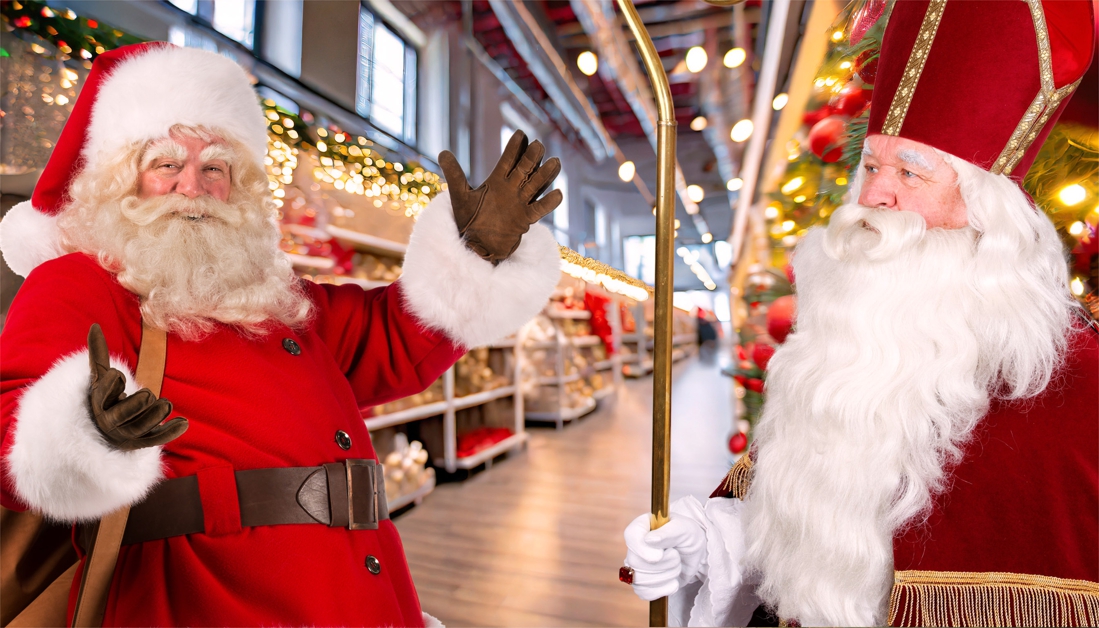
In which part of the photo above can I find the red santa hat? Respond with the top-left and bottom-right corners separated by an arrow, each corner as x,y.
0,42 -> 269,278
867,0 -> 1095,180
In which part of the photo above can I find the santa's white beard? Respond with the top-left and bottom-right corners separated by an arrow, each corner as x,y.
742,196 -> 1076,626
66,193 -> 312,340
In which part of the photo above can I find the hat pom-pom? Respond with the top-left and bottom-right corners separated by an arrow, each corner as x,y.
0,201 -> 66,278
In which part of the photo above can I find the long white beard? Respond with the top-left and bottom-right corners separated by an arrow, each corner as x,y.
742,177 -> 1077,625
63,193 -> 312,340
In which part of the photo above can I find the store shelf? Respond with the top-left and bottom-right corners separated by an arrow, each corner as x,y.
490,338 -> 517,349
673,334 -> 696,346
287,253 -> 336,270
453,385 -> 516,410
623,360 -> 653,378
326,276 -> 392,290
592,386 -> 615,400
620,333 -> 643,343
326,225 -> 408,257
570,335 -> 602,347
537,373 -> 582,385
546,309 -> 591,320
620,354 -> 640,364
387,474 -> 435,512
364,400 -> 448,430
594,359 -> 614,370
437,432 -> 530,470
526,396 -> 597,422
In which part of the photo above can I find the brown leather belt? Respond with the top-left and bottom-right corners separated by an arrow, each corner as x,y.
80,459 -> 389,548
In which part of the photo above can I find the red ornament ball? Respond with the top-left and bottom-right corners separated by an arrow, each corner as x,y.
832,85 -> 871,118
728,432 -> 748,454
808,116 -> 847,163
802,105 -> 832,128
856,50 -> 879,85
766,295 -> 797,344
752,343 -> 776,371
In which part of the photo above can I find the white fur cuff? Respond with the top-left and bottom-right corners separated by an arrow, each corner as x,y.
6,351 -> 165,521
400,192 -> 561,348
422,612 -> 444,627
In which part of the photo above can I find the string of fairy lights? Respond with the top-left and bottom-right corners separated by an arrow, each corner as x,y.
2,0 -> 656,302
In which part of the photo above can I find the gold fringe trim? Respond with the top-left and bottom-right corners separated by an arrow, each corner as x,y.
889,570 -> 1099,627
881,0 -> 947,136
719,452 -> 754,499
558,245 -> 653,295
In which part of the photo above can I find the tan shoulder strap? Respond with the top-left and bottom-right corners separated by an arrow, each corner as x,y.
70,322 -> 167,628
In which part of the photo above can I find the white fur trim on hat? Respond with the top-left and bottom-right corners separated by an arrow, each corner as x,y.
0,200 -> 65,278
400,192 -> 562,349
5,351 -> 165,522
86,46 -> 268,168
422,612 -> 444,627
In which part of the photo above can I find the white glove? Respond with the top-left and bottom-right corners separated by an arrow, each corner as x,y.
623,503 -> 709,602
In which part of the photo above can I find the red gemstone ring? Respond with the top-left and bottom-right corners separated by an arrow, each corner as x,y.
618,565 -> 635,584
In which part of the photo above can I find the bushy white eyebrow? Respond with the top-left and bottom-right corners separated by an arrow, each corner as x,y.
862,145 -> 873,157
200,143 -> 234,164
897,149 -> 933,170
141,140 -> 187,169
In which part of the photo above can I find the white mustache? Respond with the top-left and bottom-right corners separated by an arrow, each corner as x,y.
119,194 -> 244,228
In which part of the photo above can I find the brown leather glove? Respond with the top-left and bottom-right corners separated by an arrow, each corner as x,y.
439,129 -> 564,264
87,324 -> 188,451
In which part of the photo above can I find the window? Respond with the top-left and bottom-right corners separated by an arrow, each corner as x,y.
552,172 -> 570,248
167,0 -> 257,49
623,235 -> 656,285
357,7 -> 417,144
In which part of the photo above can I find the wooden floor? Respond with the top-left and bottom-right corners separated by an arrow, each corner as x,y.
394,345 -> 736,626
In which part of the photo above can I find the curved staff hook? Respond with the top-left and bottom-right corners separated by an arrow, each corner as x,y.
614,0 -> 744,624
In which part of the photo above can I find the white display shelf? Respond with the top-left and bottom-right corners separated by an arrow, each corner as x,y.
326,225 -> 409,257
453,385 -> 516,410
546,309 -> 592,320
537,373 -> 582,385
592,386 -> 615,401
594,359 -> 614,370
620,333 -> 644,343
620,354 -> 640,364
386,474 -> 435,512
287,253 -> 336,270
436,432 -> 530,471
571,335 -> 602,347
326,276 -> 392,290
526,396 -> 597,423
624,360 -> 654,378
364,400 -> 448,431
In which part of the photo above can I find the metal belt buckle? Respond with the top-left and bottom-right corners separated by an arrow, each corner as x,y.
345,459 -> 379,530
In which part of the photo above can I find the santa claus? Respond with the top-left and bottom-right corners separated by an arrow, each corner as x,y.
0,42 -> 563,626
622,2 -> 1098,626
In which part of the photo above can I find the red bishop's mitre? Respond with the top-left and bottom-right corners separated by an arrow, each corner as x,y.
867,0 -> 1096,181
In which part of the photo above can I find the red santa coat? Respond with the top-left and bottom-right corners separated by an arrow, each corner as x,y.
0,193 -> 564,626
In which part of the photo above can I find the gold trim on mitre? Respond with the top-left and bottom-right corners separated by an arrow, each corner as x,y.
991,0 -> 1083,175
881,0 -> 948,136
889,570 -> 1099,627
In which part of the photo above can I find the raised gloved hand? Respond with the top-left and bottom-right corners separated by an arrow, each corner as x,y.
623,506 -> 709,601
87,324 -> 188,451
439,129 -> 563,264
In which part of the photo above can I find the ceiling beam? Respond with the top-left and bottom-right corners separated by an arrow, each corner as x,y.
570,0 -> 711,239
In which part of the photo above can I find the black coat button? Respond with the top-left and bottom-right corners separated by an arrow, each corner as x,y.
335,430 -> 352,450
282,338 -> 301,355
365,555 -> 381,575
